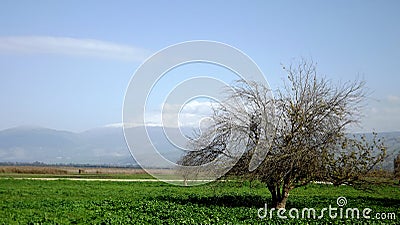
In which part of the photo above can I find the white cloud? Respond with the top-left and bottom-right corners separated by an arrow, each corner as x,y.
104,122 -> 143,128
387,95 -> 400,103
117,100 -> 217,129
104,123 -> 124,128
0,36 -> 151,62
145,100 -> 217,128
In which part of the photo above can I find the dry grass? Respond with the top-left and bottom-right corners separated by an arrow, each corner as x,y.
0,166 -> 174,175
0,166 -> 149,175
72,167 -> 147,175
0,166 -> 69,174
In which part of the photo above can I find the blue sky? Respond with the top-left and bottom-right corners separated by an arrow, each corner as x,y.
0,0 -> 399,132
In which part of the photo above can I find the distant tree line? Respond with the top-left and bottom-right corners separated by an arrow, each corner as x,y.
0,161 -> 140,168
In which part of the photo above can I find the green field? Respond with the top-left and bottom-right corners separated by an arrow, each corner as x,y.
0,179 -> 399,224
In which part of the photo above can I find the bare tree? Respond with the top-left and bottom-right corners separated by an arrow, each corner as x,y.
395,154 -> 400,184
179,60 -> 386,208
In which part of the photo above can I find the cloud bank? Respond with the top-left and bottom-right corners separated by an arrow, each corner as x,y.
0,36 -> 150,62
146,100 -> 217,129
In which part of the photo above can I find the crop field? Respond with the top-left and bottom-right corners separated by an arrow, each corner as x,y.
0,178 -> 399,224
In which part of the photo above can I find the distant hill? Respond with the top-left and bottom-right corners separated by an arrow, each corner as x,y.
0,126 -> 186,166
0,126 -> 399,170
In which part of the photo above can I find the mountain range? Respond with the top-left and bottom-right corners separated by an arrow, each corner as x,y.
0,126 -> 399,170
0,126 -> 188,166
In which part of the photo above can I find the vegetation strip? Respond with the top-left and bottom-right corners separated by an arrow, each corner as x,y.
2,177 -> 215,182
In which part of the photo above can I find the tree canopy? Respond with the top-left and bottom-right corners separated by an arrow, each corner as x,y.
179,60 -> 386,208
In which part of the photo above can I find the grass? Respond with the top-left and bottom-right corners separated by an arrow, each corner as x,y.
0,178 -> 399,224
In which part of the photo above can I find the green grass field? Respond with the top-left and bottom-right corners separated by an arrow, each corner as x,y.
0,178 -> 399,224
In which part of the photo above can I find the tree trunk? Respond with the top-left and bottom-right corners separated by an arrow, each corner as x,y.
267,184 -> 290,209
275,192 -> 289,209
